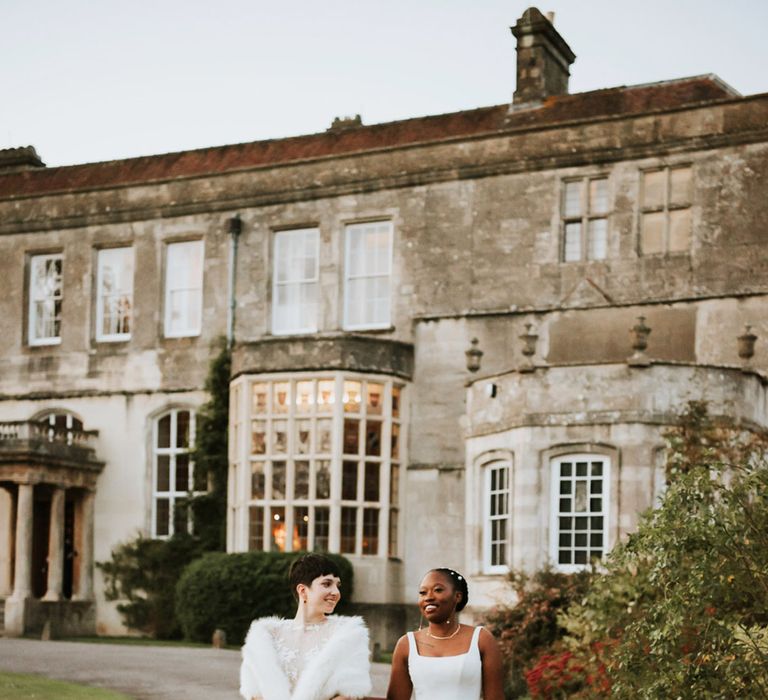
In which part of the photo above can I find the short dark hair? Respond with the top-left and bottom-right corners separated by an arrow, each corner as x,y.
430,567 -> 470,611
288,554 -> 342,600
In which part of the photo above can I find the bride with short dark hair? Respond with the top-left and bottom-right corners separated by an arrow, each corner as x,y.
240,553 -> 372,700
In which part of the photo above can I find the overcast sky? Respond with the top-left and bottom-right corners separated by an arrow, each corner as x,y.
2,0 -> 767,167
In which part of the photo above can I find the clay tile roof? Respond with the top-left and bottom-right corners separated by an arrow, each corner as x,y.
0,75 -> 739,200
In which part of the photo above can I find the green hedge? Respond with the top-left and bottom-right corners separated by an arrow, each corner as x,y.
175,551 -> 354,645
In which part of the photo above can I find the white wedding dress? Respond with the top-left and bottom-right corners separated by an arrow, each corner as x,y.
407,626 -> 483,700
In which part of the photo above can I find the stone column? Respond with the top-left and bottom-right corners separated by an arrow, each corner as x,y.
10,484 -> 33,600
0,487 -> 14,597
42,486 -> 65,601
74,491 -> 95,600
5,483 -> 34,636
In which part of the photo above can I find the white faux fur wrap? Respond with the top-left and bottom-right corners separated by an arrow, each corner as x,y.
239,615 -> 372,700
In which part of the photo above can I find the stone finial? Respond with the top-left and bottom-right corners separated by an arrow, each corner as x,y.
737,324 -> 757,367
510,7 -> 576,107
212,628 -> 227,648
627,316 -> 651,367
465,338 -> 483,373
519,322 -> 538,373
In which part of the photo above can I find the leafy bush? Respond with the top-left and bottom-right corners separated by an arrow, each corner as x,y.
480,568 -> 592,697
98,534 -> 204,638
561,401 -> 768,698
175,551 -> 354,645
525,643 -> 611,699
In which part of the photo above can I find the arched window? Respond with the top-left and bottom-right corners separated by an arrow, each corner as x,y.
34,410 -> 84,445
152,408 -> 199,538
483,459 -> 511,573
550,453 -> 610,572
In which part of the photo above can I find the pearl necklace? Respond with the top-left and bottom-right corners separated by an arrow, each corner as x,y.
426,623 -> 461,640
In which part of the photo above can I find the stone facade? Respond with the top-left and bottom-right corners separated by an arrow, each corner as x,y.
0,10 -> 766,647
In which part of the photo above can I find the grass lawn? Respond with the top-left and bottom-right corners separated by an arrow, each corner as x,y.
0,671 -> 132,699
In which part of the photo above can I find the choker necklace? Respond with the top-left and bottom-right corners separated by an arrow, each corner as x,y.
427,624 -> 461,640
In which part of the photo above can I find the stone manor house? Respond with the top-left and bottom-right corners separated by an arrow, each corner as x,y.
1,9 -> 766,647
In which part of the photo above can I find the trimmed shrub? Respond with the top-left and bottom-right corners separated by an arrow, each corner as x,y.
98,533 -> 204,638
175,551 -> 354,645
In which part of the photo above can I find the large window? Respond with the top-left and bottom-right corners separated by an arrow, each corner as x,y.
245,373 -> 403,557
272,228 -> 319,335
550,454 -> 609,572
344,221 -> 393,330
164,240 -> 204,338
483,460 -> 511,572
152,408 -> 201,537
29,253 -> 63,345
562,177 -> 609,262
96,247 -> 134,341
640,166 -> 692,254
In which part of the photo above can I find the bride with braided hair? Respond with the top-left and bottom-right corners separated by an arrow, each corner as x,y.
386,567 -> 504,700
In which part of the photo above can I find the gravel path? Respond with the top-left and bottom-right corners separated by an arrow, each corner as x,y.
0,638 -> 390,699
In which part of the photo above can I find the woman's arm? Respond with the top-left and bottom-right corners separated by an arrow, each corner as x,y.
385,635 -> 413,700
478,627 -> 505,700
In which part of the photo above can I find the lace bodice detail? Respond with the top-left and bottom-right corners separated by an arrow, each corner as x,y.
270,617 -> 339,692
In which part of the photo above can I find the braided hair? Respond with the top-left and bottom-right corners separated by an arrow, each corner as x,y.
431,567 -> 469,611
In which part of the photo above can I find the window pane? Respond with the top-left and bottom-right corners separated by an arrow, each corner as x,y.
294,506 -> 309,551
364,463 -> 380,501
30,255 -> 63,342
251,421 -> 266,455
587,219 -> 607,260
295,381 -> 313,413
156,455 -> 170,491
270,506 -> 286,552
669,208 -> 691,252
389,509 -> 398,557
317,380 -> 335,412
176,411 -> 190,448
314,506 -> 330,552
273,383 -> 290,414
251,463 -> 265,499
295,419 -> 311,454
157,415 -> 171,448
563,181 -> 582,217
316,419 -> 332,453
272,461 -> 286,499
390,464 -> 400,505
669,167 -> 692,206
340,506 -> 357,554
315,460 -> 331,499
343,419 -> 360,455
365,420 -> 382,456
344,222 -> 392,328
366,383 -> 383,415
642,170 -> 665,209
564,222 -> 582,261
589,178 -> 609,215
165,241 -> 203,336
175,454 -> 189,492
392,387 -> 401,418
344,381 -> 362,412
362,508 -> 379,555
641,212 -> 665,254
249,506 -> 264,551
155,499 -> 170,537
391,423 -> 400,459
273,421 -> 287,453
294,461 -> 310,499
252,383 -> 268,414
342,461 -> 358,500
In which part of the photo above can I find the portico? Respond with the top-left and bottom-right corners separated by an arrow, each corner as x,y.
0,420 -> 103,637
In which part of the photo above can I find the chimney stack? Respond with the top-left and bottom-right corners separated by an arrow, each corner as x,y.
511,7 -> 575,107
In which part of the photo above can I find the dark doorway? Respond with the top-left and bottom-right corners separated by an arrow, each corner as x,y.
31,494 -> 51,598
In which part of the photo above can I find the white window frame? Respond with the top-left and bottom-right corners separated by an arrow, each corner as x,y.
152,408 -> 200,538
164,240 -> 204,338
561,176 -> 610,262
343,221 -> 393,330
96,246 -> 134,342
550,453 -> 610,573
483,460 -> 511,574
272,228 -> 320,335
28,253 -> 63,346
